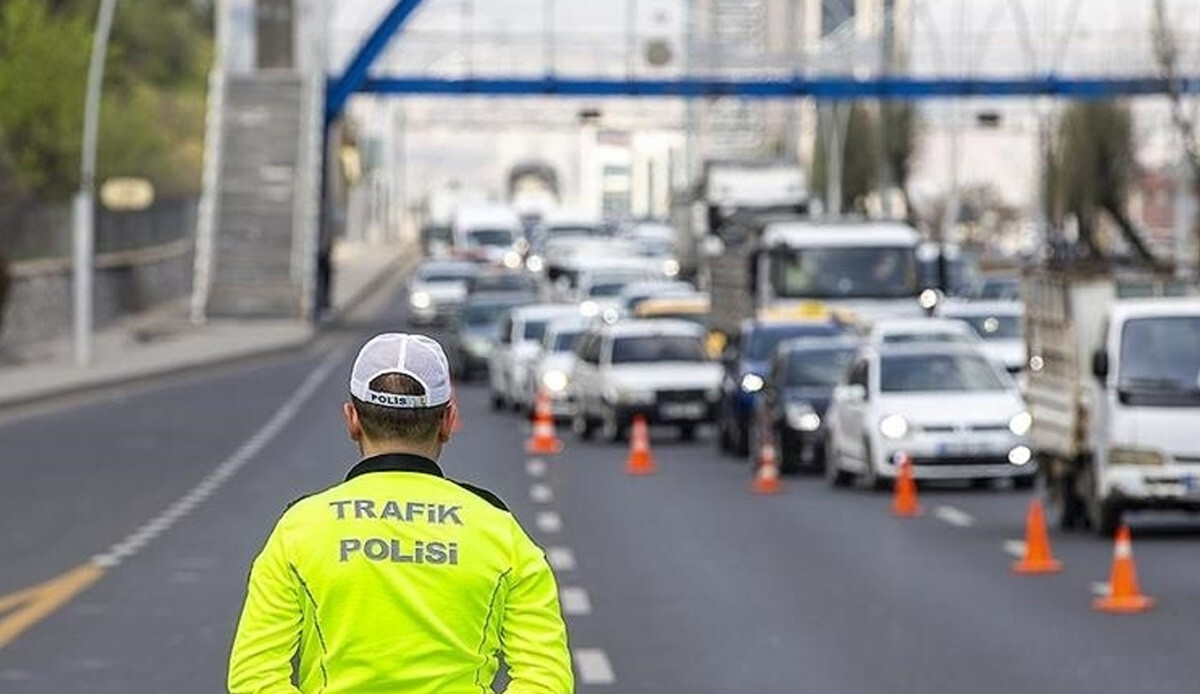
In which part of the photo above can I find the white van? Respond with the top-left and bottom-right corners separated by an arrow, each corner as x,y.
452,204 -> 522,267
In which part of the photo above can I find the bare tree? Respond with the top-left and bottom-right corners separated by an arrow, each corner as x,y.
1152,0 -> 1200,271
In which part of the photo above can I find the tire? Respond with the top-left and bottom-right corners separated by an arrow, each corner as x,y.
825,436 -> 853,488
1046,469 -> 1085,531
778,432 -> 800,475
572,411 -> 595,441
733,417 -> 751,457
489,391 -> 503,411
716,417 -> 733,454
679,423 -> 697,441
1080,465 -> 1121,537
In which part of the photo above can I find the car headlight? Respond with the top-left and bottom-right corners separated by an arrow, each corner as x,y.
786,403 -> 821,431
741,373 -> 765,393
503,251 -> 523,269
526,255 -> 544,273
1008,446 -> 1033,466
1008,411 -> 1032,436
410,291 -> 431,309
663,259 -> 680,277
542,370 -> 569,393
879,414 -> 909,440
1107,446 -> 1166,466
581,301 -> 600,317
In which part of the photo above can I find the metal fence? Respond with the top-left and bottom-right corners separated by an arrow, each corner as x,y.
0,198 -> 197,263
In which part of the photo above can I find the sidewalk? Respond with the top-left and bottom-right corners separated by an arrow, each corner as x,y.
0,240 -> 415,409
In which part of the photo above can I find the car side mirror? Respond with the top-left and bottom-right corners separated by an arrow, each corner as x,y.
1092,349 -> 1109,381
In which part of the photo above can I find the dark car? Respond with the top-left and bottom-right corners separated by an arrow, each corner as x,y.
715,318 -> 845,458
467,268 -> 539,297
445,292 -> 534,381
753,336 -> 859,473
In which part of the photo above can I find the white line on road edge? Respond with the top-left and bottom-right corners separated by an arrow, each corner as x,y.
530,483 -> 554,503
535,511 -> 563,534
559,587 -> 592,615
1091,582 -> 1111,597
546,547 -> 576,571
526,459 -> 547,477
1003,540 -> 1027,559
934,505 -> 975,528
573,649 -> 615,685
92,347 -> 347,569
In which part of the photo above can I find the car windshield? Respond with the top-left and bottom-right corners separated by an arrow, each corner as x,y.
418,266 -> 475,283
611,335 -> 707,364
1118,317 -> 1200,405
588,282 -> 627,298
954,314 -> 1022,341
550,330 -> 583,352
880,353 -> 1008,392
784,348 -> 856,387
975,277 -> 1020,300
774,246 -> 919,299
882,331 -> 971,345
464,301 -> 521,326
523,320 -> 548,342
466,229 -> 514,247
746,324 -> 842,360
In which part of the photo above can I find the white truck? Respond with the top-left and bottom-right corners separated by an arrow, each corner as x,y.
673,159 -> 809,281
1025,270 -> 1200,535
705,214 -> 925,337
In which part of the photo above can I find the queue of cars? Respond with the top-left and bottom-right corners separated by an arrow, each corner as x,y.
411,215 -> 1043,495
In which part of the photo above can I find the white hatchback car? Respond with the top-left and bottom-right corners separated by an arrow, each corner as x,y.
824,344 -> 1033,489
570,320 -> 722,442
526,315 -> 593,418
488,304 -> 581,411
937,300 -> 1025,374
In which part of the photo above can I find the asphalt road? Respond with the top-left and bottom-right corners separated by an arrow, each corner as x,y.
2,280 -> 1199,693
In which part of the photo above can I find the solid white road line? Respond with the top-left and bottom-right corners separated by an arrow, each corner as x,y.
530,483 -> 554,503
934,505 -> 975,528
559,587 -> 593,615
92,347 -> 347,569
526,459 -> 548,477
573,648 -> 616,685
546,547 -> 577,571
1003,540 -> 1027,559
535,511 -> 563,533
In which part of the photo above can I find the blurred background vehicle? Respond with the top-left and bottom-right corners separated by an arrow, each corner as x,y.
755,336 -> 860,474
618,280 -> 698,317
444,292 -> 534,381
466,267 -> 539,298
406,259 -> 479,326
452,203 -> 523,268
825,344 -> 1033,490
527,315 -> 592,420
714,316 -> 845,457
488,304 -> 581,411
631,294 -> 710,326
864,317 -> 982,348
938,300 -> 1026,374
419,222 -> 453,258
570,319 -> 721,442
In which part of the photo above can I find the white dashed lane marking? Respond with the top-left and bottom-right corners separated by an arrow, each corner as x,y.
573,648 -> 616,685
92,347 -> 346,568
1091,582 -> 1111,596
933,505 -> 975,528
535,511 -> 563,533
546,547 -> 576,571
530,483 -> 554,503
526,459 -> 547,477
559,587 -> 592,615
1003,540 -> 1027,559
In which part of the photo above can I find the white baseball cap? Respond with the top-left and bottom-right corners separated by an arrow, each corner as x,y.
349,333 -> 452,409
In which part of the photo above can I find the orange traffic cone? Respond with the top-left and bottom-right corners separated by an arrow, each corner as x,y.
525,390 -> 563,455
624,415 -> 657,475
891,453 -> 921,517
1013,499 -> 1063,574
1093,525 -> 1154,613
750,431 -> 783,495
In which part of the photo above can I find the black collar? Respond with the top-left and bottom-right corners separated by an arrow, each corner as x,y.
345,453 -> 445,481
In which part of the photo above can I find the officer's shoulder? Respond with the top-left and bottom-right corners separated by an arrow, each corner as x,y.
449,479 -> 510,512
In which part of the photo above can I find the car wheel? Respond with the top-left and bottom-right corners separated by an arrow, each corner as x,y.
572,411 -> 595,441
733,418 -> 751,457
825,436 -> 853,488
778,431 -> 800,475
679,423 -> 697,442
716,416 -> 733,454
1079,465 -> 1121,537
1046,469 -> 1085,531
600,407 -> 625,443
489,391 -> 503,411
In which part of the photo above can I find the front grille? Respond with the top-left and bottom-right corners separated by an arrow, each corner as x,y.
656,389 -> 707,404
910,455 -> 1010,466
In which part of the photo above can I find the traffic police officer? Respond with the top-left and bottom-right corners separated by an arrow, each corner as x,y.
228,333 -> 574,693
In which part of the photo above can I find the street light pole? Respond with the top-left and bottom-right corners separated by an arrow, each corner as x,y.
73,0 -> 120,367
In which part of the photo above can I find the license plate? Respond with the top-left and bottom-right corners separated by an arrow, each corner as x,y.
660,402 -> 705,419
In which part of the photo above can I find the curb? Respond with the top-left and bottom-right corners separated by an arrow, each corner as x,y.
0,243 -> 419,413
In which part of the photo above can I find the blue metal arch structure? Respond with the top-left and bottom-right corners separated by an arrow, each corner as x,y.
326,0 -> 1200,124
